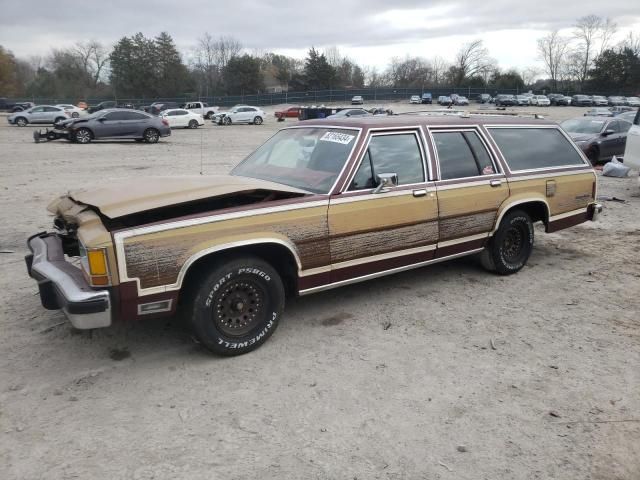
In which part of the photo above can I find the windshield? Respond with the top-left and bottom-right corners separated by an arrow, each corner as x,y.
231,127 -> 358,193
561,118 -> 605,134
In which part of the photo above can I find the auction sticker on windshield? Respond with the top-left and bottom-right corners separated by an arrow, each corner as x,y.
320,131 -> 355,145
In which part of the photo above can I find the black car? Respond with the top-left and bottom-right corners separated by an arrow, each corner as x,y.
556,96 -> 572,106
495,94 -> 516,107
547,93 -> 564,105
561,117 -> 631,164
571,95 -> 593,107
0,98 -> 35,112
143,102 -> 180,115
88,101 -> 117,113
50,109 -> 171,144
478,93 -> 492,104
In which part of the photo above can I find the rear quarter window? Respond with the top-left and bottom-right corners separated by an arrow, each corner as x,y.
488,127 -> 586,171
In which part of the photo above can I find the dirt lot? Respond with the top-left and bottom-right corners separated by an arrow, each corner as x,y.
0,104 -> 639,480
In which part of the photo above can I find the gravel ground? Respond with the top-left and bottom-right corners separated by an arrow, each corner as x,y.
0,104 -> 639,480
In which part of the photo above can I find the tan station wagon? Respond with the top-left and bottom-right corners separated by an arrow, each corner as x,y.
26,113 -> 602,355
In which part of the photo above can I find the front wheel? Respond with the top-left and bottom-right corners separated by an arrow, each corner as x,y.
253,116 -> 263,125
187,256 -> 285,356
188,119 -> 199,129
15,117 -> 28,127
71,112 -> 80,118
480,210 -> 533,275
222,116 -> 232,125
586,146 -> 599,165
74,128 -> 92,144
143,128 -> 160,143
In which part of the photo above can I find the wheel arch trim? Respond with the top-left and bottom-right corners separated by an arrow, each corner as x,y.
491,198 -> 550,234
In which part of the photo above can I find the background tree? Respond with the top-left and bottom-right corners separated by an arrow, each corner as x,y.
304,48 -> 335,89
223,54 -> 263,94
450,40 -> 491,86
589,47 -> 640,93
0,46 -> 21,96
537,30 -> 570,91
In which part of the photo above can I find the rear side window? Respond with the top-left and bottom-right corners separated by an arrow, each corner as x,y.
433,131 -> 495,180
488,128 -> 585,170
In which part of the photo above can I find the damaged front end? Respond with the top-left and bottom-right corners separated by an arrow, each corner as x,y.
33,127 -> 69,143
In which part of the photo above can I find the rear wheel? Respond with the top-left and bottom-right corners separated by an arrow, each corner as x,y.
586,146 -> 599,165
187,256 -> 285,356
481,210 -> 534,275
188,119 -> 199,129
143,128 -> 160,143
253,116 -> 263,125
74,128 -> 92,144
71,112 -> 79,118
15,117 -> 28,127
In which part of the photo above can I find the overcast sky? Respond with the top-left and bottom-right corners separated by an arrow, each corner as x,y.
1,0 -> 639,72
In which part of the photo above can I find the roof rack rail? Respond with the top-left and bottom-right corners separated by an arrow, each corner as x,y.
395,109 -> 546,120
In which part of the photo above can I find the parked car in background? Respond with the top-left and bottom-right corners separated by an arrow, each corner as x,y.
0,98 -> 35,112
7,105 -> 69,126
144,102 -> 180,115
27,114 -> 601,355
571,95 -> 593,107
351,95 -> 364,105
88,101 -> 117,113
622,109 -> 640,172
275,106 -> 301,120
212,106 -> 266,125
478,93 -> 492,104
182,101 -> 217,119
617,110 -> 638,124
625,97 -> 640,107
547,93 -> 564,105
421,93 -> 432,104
561,116 -> 632,163
454,96 -> 469,106
530,95 -> 550,106
56,104 -> 86,118
410,95 -> 421,104
495,94 -> 517,107
159,108 -> 204,128
556,96 -> 572,106
438,96 -> 452,105
609,106 -> 636,116
591,95 -> 609,106
515,95 -> 530,106
327,108 -> 371,118
584,107 -> 614,117
607,96 -> 627,106
54,109 -> 171,143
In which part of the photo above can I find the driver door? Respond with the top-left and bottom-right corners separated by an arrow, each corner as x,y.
328,130 -> 439,283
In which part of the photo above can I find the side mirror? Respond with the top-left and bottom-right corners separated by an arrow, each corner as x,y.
602,129 -> 615,136
372,173 -> 399,194
98,117 -> 106,122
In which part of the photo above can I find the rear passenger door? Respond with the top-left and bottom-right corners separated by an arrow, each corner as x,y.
429,127 -> 509,257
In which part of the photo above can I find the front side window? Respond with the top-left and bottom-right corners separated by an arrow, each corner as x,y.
433,131 -> 495,180
349,133 -> 424,190
232,127 -> 358,194
489,127 -> 586,171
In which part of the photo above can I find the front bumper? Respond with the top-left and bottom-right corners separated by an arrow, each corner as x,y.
25,232 -> 112,329
588,202 -> 603,221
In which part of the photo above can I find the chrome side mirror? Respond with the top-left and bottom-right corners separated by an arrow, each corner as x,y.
372,173 -> 398,193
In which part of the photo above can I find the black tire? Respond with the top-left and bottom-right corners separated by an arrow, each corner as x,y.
481,210 -> 534,275
74,128 -> 92,144
143,128 -> 160,143
586,146 -> 599,165
71,112 -> 79,118
188,119 -> 199,129
46,131 -> 58,141
253,116 -> 263,125
187,256 -> 285,356
205,112 -> 214,120
15,117 -> 28,127
54,116 -> 66,124
222,116 -> 232,126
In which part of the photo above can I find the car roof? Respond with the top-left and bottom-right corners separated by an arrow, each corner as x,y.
300,113 -> 556,129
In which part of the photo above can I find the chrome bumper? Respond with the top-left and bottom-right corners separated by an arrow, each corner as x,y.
25,233 -> 112,329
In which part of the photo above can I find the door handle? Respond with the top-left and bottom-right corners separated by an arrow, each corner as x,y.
489,179 -> 502,187
412,189 -> 427,197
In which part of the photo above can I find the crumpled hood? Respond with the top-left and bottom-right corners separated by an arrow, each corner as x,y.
50,174 -> 309,219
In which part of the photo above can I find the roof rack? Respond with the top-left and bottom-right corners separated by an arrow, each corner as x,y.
395,109 -> 546,120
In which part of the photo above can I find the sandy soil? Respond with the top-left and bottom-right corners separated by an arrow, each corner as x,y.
0,104 -> 638,480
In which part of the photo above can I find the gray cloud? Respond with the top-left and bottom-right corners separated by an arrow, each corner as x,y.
1,0 -> 638,61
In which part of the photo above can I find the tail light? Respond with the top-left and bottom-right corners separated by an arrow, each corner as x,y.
162,119 -> 169,126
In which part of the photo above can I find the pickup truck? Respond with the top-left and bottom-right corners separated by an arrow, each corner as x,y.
182,101 -> 218,119
0,97 -> 35,112
25,113 -> 601,356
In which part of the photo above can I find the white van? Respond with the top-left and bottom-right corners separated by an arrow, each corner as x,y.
623,110 -> 640,171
